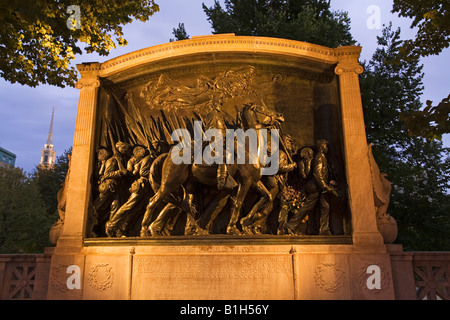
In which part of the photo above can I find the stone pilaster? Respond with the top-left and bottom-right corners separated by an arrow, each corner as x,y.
334,48 -> 384,246
56,63 -> 100,251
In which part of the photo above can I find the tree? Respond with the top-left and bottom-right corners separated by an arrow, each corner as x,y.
201,0 -> 355,47
401,94 -> 450,140
0,148 -> 71,253
392,0 -> 450,58
170,23 -> 190,42
32,147 -> 72,216
360,24 -> 450,250
0,0 -> 159,88
0,167 -> 54,253
391,0 -> 450,139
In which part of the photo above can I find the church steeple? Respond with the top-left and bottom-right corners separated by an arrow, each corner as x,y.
40,108 -> 56,167
46,107 -> 54,146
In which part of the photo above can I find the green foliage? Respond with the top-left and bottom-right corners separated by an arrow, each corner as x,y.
170,23 -> 190,42
0,167 -> 55,253
202,0 -> 355,47
0,148 -> 71,253
392,0 -> 450,138
401,95 -> 450,141
360,24 -> 450,250
32,148 -> 72,216
392,0 -> 450,58
0,0 -> 159,88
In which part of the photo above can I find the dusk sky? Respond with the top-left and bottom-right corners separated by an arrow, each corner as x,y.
0,0 -> 449,173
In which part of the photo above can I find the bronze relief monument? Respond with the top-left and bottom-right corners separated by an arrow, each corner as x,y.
47,34 -> 399,300
83,62 -> 346,239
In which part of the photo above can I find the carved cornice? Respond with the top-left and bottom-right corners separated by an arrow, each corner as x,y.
77,34 -> 362,78
333,45 -> 362,57
77,62 -> 101,73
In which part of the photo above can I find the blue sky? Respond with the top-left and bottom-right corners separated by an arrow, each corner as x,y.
0,0 -> 448,172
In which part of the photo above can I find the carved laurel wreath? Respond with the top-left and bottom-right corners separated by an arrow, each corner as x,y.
88,264 -> 114,291
314,263 -> 345,293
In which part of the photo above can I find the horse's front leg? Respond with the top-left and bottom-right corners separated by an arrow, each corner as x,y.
226,180 -> 251,235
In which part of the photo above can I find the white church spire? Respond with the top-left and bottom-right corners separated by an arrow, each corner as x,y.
40,107 -> 56,167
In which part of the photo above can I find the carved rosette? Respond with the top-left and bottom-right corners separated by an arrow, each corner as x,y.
6,265 -> 36,299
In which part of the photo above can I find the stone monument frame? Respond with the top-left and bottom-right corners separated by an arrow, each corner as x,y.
47,34 -> 394,300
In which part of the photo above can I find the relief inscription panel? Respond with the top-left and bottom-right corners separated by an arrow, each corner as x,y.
131,254 -> 293,300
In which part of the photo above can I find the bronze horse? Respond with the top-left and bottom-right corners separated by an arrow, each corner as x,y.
140,103 -> 284,237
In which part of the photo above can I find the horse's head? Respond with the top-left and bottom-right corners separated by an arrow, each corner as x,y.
262,110 -> 284,127
241,103 -> 284,129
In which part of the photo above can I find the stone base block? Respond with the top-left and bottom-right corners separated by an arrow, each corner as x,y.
131,245 -> 294,300
45,239 -> 396,300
